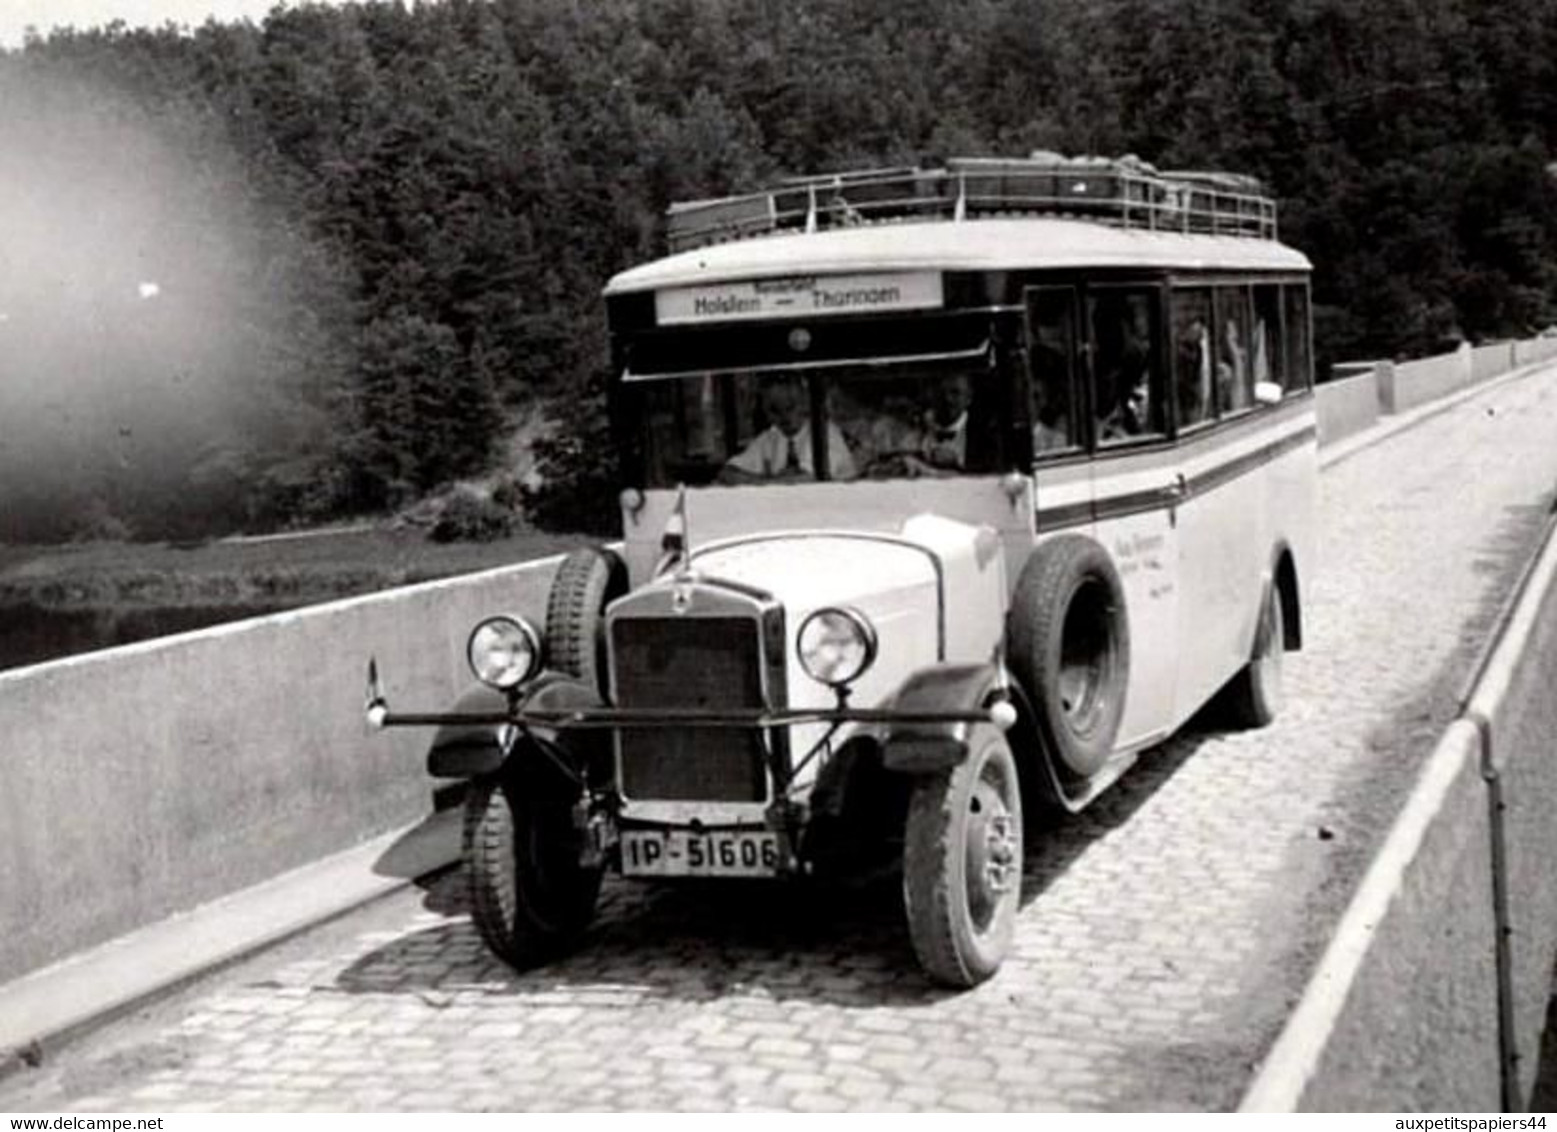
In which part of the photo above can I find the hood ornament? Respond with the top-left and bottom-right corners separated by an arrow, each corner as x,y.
672,579 -> 694,614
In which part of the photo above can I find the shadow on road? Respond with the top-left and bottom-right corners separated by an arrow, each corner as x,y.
333,719 -> 1221,1010
333,871 -> 946,1008
1020,719 -> 1218,905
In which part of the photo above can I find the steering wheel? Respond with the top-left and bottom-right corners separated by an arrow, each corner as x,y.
862,451 -> 925,479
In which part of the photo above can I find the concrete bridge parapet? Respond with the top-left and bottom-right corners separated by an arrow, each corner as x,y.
0,558 -> 559,986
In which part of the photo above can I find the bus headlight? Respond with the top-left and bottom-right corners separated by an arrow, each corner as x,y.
797,607 -> 878,688
467,616 -> 543,690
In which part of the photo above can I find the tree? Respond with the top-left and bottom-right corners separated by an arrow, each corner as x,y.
5,0 -> 1555,537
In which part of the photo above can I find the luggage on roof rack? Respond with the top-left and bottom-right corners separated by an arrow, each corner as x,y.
664,155 -> 1278,254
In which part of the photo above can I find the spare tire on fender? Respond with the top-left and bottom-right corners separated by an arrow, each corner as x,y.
545,546 -> 628,700
1005,534 -> 1130,778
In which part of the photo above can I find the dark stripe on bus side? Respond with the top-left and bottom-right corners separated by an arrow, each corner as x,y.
1186,425 -> 1316,499
1091,484 -> 1184,525
1035,500 -> 1094,532
1036,424 -> 1317,529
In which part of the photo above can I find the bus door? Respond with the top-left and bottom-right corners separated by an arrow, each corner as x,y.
1080,283 -> 1180,746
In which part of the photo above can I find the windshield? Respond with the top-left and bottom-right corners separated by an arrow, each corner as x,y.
630,361 -> 1005,488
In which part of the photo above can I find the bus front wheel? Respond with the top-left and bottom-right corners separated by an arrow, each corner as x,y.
464,766 -> 602,970
903,726 -> 1024,987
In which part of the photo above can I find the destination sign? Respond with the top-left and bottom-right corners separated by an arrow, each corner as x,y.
655,272 -> 944,325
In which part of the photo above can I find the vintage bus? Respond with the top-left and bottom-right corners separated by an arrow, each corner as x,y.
370,155 -> 1318,986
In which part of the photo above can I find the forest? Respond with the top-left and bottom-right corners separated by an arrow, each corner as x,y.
2,0 -> 1555,540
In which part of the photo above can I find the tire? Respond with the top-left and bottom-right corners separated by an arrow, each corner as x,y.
1006,535 -> 1130,778
545,546 -> 628,699
1224,582 -> 1285,728
464,764 -> 603,970
903,727 -> 1024,987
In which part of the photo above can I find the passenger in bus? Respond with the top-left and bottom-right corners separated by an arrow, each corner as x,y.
1030,325 -> 1072,452
1219,317 -> 1250,411
1176,316 -> 1213,426
1252,316 -> 1272,386
1032,380 -> 1071,452
851,373 -> 976,478
1095,301 -> 1153,442
1099,374 -> 1150,440
914,373 -> 973,471
719,375 -> 857,483
876,372 -> 977,477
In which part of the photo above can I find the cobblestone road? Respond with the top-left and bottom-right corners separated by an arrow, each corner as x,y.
5,367 -> 1557,1112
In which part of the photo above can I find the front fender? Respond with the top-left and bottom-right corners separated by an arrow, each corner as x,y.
426,673 -> 607,779
426,684 -> 511,778
881,662 -> 1003,774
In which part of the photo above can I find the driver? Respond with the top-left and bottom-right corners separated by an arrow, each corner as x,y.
719,375 -> 857,483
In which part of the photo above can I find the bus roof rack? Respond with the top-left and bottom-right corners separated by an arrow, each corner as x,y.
665,154 -> 1278,253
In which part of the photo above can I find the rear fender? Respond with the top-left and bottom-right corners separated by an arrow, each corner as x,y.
881,662 -> 1003,774
1002,680 -> 1075,816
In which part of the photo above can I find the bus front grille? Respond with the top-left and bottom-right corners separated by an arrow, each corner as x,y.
611,615 -> 768,803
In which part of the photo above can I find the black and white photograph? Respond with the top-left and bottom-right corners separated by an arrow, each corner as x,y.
2,0 -> 1557,1114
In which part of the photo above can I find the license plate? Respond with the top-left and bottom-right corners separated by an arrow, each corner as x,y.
619,829 -> 785,877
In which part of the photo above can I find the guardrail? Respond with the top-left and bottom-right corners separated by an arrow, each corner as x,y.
1241,473 -> 1557,1110
1314,369 -> 1381,444
0,557 -> 562,985
1320,336 -> 1557,445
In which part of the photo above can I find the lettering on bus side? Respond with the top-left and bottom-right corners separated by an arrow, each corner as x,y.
1112,531 -> 1168,579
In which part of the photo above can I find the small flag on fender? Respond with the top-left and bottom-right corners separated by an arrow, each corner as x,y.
656,484 -> 690,575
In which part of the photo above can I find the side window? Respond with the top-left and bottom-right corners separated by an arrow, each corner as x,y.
1025,289 -> 1080,456
1090,288 -> 1163,446
1283,284 -> 1312,393
1216,286 -> 1254,415
1172,288 -> 1215,430
1252,284 -> 1284,395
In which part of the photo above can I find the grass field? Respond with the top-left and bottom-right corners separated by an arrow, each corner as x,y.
0,523 -> 592,610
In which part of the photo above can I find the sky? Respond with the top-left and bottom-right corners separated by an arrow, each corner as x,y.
0,0 -> 326,48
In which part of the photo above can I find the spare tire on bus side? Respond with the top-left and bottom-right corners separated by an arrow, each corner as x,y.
545,546 -> 628,700
1006,535 -> 1130,779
